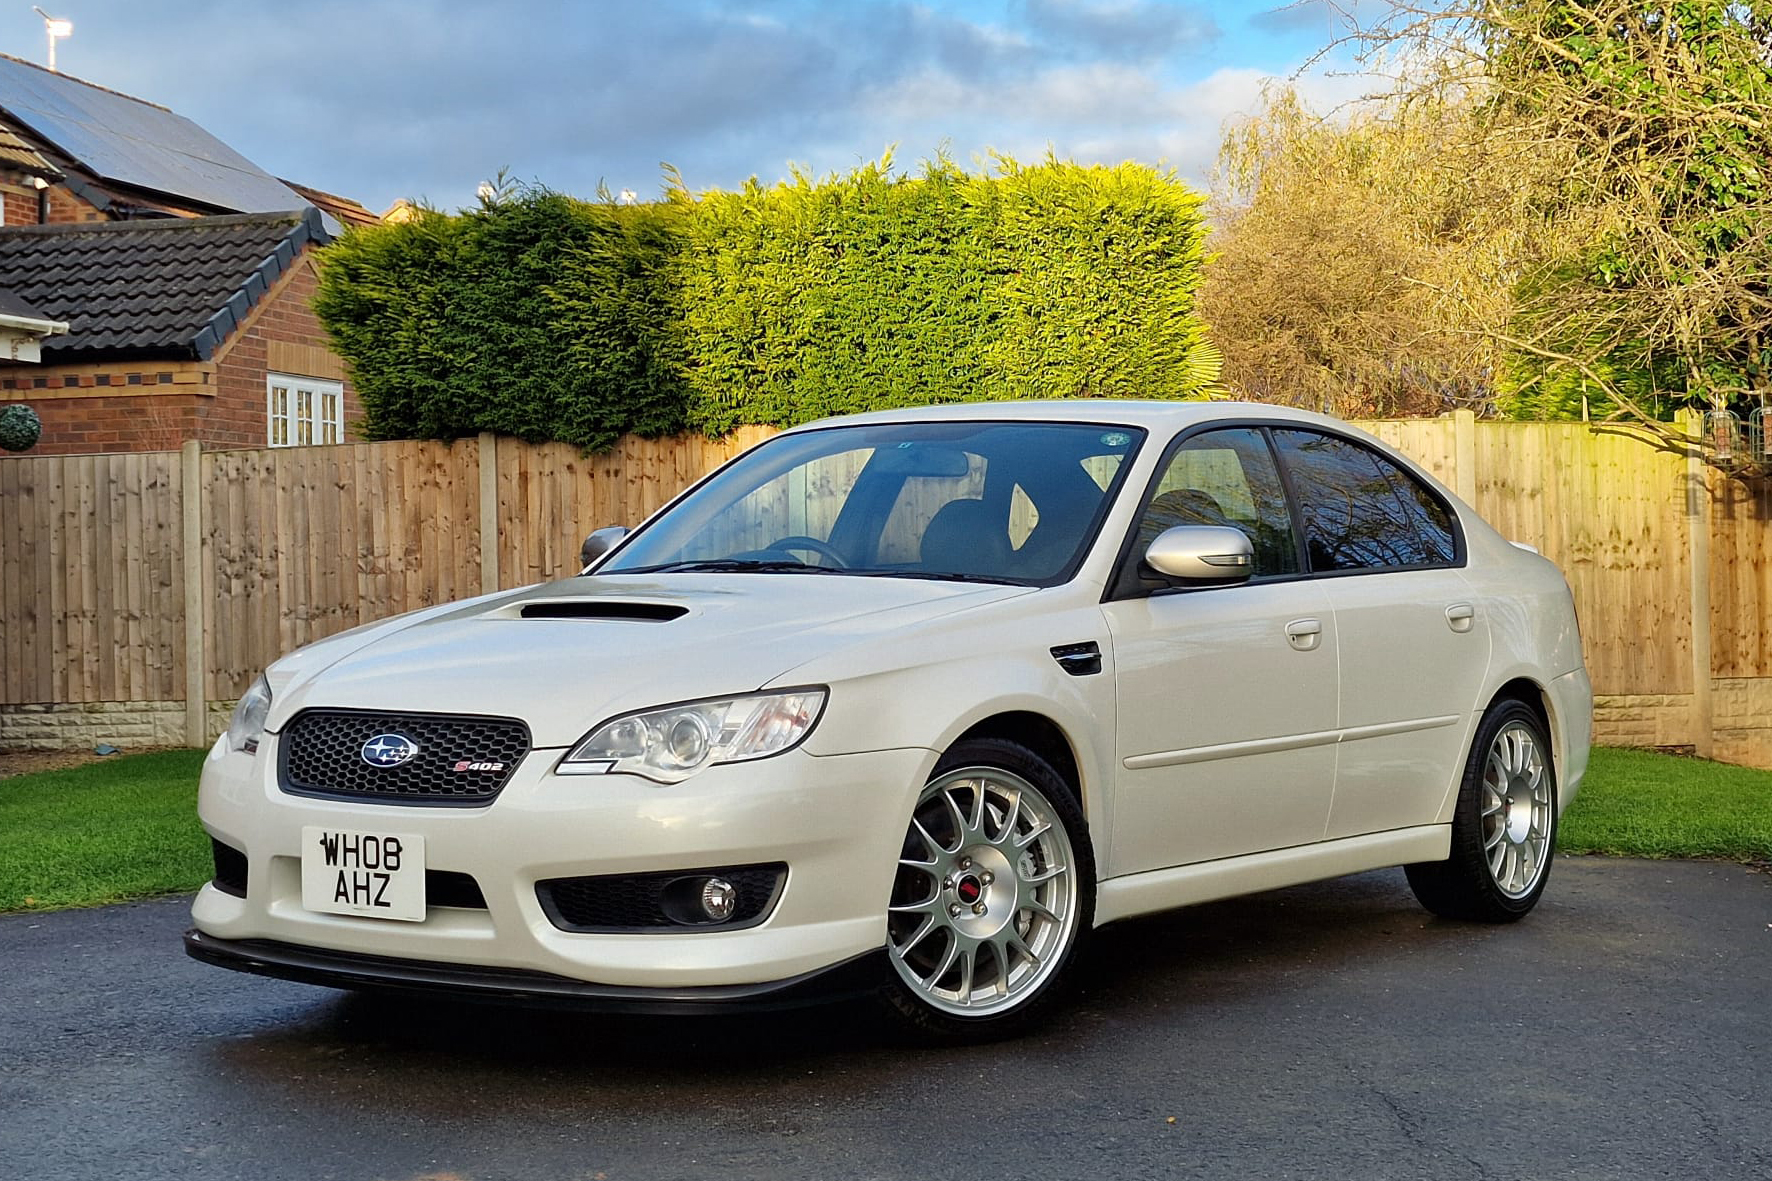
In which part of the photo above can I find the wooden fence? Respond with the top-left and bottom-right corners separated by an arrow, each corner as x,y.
1,415 -> 1768,763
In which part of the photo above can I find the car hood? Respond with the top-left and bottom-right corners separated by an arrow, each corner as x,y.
264,574 -> 1035,746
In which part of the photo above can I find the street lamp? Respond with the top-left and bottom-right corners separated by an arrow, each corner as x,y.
32,7 -> 73,72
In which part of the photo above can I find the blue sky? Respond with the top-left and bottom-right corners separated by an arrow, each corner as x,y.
2,0 -> 1368,213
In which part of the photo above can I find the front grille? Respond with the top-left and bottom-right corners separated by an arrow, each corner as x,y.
211,838 -> 248,897
278,709 -> 531,806
538,864 -> 787,933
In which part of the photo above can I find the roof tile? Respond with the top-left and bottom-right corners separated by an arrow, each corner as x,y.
0,209 -> 330,361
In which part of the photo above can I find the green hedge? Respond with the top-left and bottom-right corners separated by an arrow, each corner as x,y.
314,158 -> 1216,448
314,191 -> 688,452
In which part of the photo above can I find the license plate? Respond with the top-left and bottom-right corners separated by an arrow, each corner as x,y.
300,826 -> 426,922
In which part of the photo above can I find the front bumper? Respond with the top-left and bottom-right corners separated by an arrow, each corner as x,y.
192,734 -> 932,993
183,929 -> 889,1013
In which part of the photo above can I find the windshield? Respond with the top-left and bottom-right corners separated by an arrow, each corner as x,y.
602,420 -> 1146,585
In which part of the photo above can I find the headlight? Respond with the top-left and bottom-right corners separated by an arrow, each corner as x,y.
558,689 -> 827,784
227,674 -> 272,754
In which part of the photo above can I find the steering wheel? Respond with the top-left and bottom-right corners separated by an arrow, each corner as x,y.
764,535 -> 849,568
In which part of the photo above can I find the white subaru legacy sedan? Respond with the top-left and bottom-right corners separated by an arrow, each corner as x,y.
188,401 -> 1591,1037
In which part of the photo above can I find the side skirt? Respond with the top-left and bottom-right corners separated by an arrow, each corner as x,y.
1094,825 -> 1451,926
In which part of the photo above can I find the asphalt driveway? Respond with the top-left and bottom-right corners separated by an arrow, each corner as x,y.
1,857 -> 1767,1181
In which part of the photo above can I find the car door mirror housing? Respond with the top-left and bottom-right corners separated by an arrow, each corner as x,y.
1143,525 -> 1255,585
581,526 -> 631,569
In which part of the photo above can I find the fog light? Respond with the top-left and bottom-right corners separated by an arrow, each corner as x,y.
700,877 -> 737,921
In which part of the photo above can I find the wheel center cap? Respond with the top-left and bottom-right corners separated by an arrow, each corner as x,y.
955,875 -> 983,905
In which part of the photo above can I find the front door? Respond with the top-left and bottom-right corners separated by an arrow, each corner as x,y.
1101,427 -> 1339,875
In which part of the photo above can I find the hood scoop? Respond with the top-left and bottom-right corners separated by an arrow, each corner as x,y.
519,601 -> 689,622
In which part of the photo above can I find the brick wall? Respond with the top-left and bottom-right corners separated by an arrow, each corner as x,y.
43,183 -> 105,224
0,255 -> 357,455
208,260 -> 360,447
1,389 -> 201,454
0,185 -> 36,225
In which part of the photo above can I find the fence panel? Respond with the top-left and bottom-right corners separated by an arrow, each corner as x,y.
2,419 -> 1769,761
202,440 -> 483,700
0,450 -> 183,705
1710,475 -> 1772,680
1468,423 -> 1692,696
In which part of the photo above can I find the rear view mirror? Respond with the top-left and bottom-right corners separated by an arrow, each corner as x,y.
869,444 -> 973,478
1143,525 -> 1254,584
580,526 -> 630,569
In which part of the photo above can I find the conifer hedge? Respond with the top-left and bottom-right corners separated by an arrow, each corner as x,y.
314,191 -> 688,452
314,158 -> 1216,447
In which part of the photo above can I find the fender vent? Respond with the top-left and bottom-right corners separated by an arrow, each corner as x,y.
1050,641 -> 1102,677
519,602 -> 688,621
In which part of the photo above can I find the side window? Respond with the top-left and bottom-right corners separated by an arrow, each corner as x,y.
1271,430 -> 1457,572
1382,463 -> 1458,564
1131,428 -> 1299,581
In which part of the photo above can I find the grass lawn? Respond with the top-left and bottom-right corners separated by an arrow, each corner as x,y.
1559,746 -> 1772,862
0,744 -> 1766,915
0,748 -> 209,912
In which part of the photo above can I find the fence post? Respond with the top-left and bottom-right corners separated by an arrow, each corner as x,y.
1452,409 -> 1478,504
478,432 -> 499,594
181,439 -> 206,748
1682,410 -> 1714,758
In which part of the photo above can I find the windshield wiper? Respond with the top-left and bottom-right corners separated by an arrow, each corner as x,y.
618,559 -> 851,574
840,568 -> 1031,586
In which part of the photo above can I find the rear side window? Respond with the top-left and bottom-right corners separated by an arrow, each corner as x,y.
1271,430 -> 1458,572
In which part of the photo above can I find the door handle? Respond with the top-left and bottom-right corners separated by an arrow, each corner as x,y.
1446,603 -> 1475,634
1285,618 -> 1322,652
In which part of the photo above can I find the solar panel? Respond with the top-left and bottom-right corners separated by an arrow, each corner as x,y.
0,54 -> 306,213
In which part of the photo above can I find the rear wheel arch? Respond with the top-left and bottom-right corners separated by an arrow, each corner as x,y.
1488,676 -> 1567,806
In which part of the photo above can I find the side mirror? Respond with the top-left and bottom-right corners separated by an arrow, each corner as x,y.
1143,525 -> 1254,584
580,526 -> 630,569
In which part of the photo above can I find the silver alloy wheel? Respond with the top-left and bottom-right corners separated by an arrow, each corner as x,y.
1481,721 -> 1553,898
887,765 -> 1081,1016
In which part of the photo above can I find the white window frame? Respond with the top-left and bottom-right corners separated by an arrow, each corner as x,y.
267,373 -> 344,447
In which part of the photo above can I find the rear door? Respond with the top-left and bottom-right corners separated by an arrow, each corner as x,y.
1268,429 -> 1492,839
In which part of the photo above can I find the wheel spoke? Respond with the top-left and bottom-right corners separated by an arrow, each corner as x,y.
1022,863 -> 1066,887
941,788 -> 971,843
911,817 -> 946,859
1015,819 -> 1052,849
923,933 -> 961,990
954,943 -> 976,1005
892,914 -> 936,960
990,789 -> 1022,845
965,783 -> 987,837
1004,930 -> 1039,970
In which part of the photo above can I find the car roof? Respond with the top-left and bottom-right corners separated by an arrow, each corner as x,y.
780,399 -> 1361,436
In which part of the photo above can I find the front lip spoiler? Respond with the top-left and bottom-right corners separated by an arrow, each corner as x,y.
183,929 -> 886,1015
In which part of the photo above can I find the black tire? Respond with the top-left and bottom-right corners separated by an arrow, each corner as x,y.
879,737 -> 1095,1041
1406,699 -> 1558,922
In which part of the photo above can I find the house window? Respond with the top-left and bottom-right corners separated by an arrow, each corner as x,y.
267,373 -> 344,447
268,383 -> 290,445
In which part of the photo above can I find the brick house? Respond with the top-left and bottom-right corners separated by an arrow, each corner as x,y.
0,52 -> 372,454
0,210 -> 359,454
